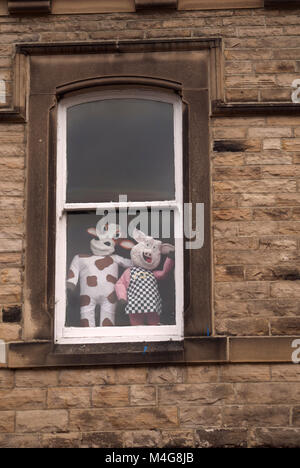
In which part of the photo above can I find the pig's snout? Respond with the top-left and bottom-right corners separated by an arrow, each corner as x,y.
143,250 -> 153,264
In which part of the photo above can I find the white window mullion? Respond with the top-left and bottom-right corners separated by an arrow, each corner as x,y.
57,103 -> 67,219
55,212 -> 67,343
174,97 -> 183,208
64,200 -> 179,212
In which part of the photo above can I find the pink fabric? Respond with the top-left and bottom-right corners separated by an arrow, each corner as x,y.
153,257 -> 174,280
115,268 -> 131,302
115,257 -> 175,302
129,312 -> 160,326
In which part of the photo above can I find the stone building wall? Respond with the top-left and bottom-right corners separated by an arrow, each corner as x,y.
0,4 -> 300,447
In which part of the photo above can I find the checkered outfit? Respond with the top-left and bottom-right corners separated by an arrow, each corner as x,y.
125,267 -> 162,315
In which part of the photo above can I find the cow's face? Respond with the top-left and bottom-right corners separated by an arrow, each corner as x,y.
88,223 -> 129,256
131,228 -> 175,271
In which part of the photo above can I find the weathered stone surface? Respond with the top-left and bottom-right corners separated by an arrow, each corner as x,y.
47,387 -> 91,409
222,405 -> 289,427
0,285 -> 22,304
226,74 -> 276,89
70,407 -> 178,432
213,208 -> 252,221
161,430 -> 195,448
238,221 -> 278,236
81,431 -> 123,448
271,365 -> 300,381
240,193 -> 298,207
235,383 -> 300,405
212,127 -> 247,139
0,182 -> 24,197
0,226 -> 23,240
283,139 -> 300,151
245,266 -> 300,281
225,88 -> 258,102
215,265 -> 244,282
0,369 -> 14,388
0,434 -> 40,448
0,411 -> 15,433
214,237 -> 258,250
213,222 -> 238,239
92,385 -> 129,407
179,406 -> 222,428
225,61 -> 253,76
123,430 -> 161,448
213,192 -> 239,208
0,239 -> 22,253
262,165 -> 300,179
215,282 -> 270,300
115,367 -> 147,384
213,166 -> 261,180
184,365 -> 219,383
271,281 -> 300,298
16,410 -> 68,433
214,179 -> 296,194
245,152 -> 292,165
158,384 -> 235,406
248,127 -> 292,138
215,318 -> 269,336
220,364 -> 270,382
292,407 -> 300,427
59,368 -> 116,386
263,138 -> 281,150
195,428 -> 247,448
15,369 -> 58,387
212,152 -> 244,166
277,222 -> 300,235
251,428 -> 300,448
0,323 -> 21,341
270,318 -> 300,335
214,300 -> 248,319
253,208 -> 291,220
130,385 -> 156,406
258,238 -> 297,250
148,366 -> 183,384
40,433 -> 81,449
0,388 -> 45,410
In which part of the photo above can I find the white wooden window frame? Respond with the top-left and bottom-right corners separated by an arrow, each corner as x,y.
55,89 -> 184,344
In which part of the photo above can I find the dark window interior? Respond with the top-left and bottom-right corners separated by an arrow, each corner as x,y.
67,98 -> 175,203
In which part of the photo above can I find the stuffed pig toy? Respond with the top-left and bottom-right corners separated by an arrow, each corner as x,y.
115,228 -> 175,326
67,223 -> 133,327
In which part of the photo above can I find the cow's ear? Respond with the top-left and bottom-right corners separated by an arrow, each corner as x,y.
132,228 -> 147,243
87,227 -> 97,237
118,239 -> 135,250
160,243 -> 175,254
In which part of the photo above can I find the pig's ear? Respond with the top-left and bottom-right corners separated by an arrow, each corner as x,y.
118,239 -> 135,250
132,228 -> 147,243
87,227 -> 97,237
160,243 -> 175,254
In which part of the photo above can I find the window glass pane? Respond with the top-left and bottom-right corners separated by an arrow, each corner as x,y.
67,99 -> 175,203
66,210 -> 176,328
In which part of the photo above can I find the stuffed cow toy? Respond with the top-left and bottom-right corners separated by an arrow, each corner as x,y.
115,228 -> 175,326
67,223 -> 133,327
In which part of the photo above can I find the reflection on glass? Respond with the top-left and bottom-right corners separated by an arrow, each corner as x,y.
66,211 -> 176,328
67,99 -> 175,203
